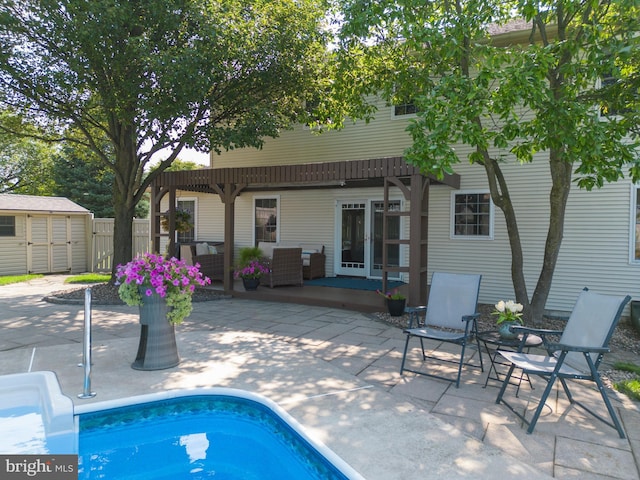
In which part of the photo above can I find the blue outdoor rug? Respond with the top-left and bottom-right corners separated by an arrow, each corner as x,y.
304,276 -> 405,292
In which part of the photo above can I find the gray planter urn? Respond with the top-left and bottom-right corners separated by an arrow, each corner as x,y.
131,291 -> 180,371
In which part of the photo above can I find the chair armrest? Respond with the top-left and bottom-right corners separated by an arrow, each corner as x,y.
546,343 -> 610,354
462,313 -> 480,322
510,325 -> 563,352
462,313 -> 480,334
511,325 -> 563,336
405,306 -> 427,328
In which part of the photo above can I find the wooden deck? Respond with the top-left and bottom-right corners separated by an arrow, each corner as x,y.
207,279 -> 411,314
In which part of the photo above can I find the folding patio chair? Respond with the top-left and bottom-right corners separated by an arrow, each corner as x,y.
495,288 -> 631,438
399,272 -> 484,388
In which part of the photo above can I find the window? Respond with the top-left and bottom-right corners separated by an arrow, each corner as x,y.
393,102 -> 419,117
451,192 -> 493,238
0,216 -> 15,236
254,197 -> 279,245
599,70 -> 629,118
177,199 -> 196,244
632,187 -> 640,262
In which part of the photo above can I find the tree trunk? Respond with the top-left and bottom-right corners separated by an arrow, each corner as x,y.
111,193 -> 136,278
529,150 -> 573,323
109,122 -> 143,279
481,153 -> 530,312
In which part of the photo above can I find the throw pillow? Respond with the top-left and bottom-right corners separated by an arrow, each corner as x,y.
195,242 -> 209,256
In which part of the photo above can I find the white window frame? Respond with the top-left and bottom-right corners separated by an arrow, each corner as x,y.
596,73 -> 625,121
391,101 -> 420,120
176,197 -> 197,243
629,184 -> 640,264
450,190 -> 494,240
253,195 -> 280,246
0,215 -> 16,237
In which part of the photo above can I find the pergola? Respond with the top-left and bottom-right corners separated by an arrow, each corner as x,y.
150,156 -> 459,306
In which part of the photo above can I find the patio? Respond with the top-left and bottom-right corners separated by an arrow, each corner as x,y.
1,275 -> 639,479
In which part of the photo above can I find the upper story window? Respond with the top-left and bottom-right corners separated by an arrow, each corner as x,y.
598,70 -> 629,118
451,191 -> 493,238
393,102 -> 419,117
632,186 -> 640,263
0,216 -> 16,236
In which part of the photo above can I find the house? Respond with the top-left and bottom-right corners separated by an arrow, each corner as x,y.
152,70 -> 640,315
0,194 -> 93,275
151,85 -> 640,314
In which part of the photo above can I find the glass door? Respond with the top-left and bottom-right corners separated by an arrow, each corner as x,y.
337,202 -> 368,276
336,200 -> 402,278
370,200 -> 401,279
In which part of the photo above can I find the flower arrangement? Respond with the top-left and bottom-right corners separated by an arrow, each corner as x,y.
376,289 -> 406,300
160,209 -> 193,233
233,246 -> 270,280
116,252 -> 210,325
234,259 -> 270,279
492,300 -> 524,325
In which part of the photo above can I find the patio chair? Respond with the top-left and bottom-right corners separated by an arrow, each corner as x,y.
262,247 -> 303,288
495,288 -> 631,438
400,272 -> 484,388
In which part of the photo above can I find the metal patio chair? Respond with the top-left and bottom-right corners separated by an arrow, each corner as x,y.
400,272 -> 484,388
495,288 -> 631,438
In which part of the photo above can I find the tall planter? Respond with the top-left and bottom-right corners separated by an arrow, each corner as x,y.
386,298 -> 406,317
132,291 -> 180,371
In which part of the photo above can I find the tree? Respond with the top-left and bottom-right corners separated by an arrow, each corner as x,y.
0,112 -> 56,194
331,0 -> 640,322
52,145 -> 151,218
0,0 -> 329,276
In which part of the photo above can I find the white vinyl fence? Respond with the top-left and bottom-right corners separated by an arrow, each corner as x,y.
92,218 -> 151,272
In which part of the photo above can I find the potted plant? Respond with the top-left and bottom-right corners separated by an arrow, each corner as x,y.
115,252 -> 210,370
234,246 -> 270,291
160,208 -> 194,233
377,289 -> 407,317
492,300 -> 524,339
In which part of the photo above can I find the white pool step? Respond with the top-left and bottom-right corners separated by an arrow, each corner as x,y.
0,371 -> 76,453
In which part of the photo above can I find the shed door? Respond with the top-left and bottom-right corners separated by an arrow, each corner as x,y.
27,215 -> 72,273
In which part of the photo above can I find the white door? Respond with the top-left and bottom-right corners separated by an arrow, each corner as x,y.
336,201 -> 368,277
335,200 -> 401,278
370,200 -> 401,280
27,215 -> 71,273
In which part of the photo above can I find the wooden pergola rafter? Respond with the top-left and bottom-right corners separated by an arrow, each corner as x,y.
151,156 -> 460,306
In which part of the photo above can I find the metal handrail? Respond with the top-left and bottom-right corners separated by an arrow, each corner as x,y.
78,287 -> 96,399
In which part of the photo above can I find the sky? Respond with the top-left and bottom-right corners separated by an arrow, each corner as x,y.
180,148 -> 210,166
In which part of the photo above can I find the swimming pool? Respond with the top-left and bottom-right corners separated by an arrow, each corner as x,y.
76,389 -> 364,480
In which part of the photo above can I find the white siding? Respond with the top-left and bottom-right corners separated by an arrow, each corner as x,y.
71,216 -> 90,273
0,214 -> 27,275
212,98 -> 414,168
201,98 -> 640,313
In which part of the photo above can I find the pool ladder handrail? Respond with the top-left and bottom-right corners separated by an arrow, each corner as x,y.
78,287 -> 96,399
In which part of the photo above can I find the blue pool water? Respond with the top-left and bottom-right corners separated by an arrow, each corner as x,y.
78,394 -> 354,480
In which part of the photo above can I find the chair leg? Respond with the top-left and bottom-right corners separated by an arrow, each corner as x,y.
526,371 -> 559,434
474,335 -> 484,372
496,363 -> 517,404
419,338 -> 426,360
593,373 -> 626,439
454,344 -> 466,388
400,334 -> 411,374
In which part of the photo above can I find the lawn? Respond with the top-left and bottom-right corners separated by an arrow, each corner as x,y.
0,273 -> 110,286
0,274 -> 44,286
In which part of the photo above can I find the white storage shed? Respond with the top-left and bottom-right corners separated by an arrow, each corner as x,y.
0,194 -> 92,275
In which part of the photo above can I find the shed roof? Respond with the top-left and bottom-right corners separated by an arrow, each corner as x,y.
0,194 -> 90,214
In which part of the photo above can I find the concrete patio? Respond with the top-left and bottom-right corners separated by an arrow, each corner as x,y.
1,275 -> 639,479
